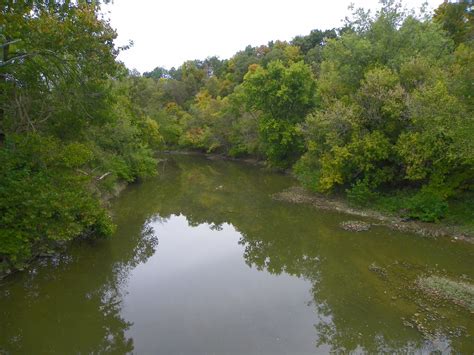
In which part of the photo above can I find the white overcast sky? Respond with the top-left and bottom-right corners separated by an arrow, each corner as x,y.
103,0 -> 444,73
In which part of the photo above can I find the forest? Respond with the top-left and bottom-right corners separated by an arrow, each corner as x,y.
1,0 -> 473,274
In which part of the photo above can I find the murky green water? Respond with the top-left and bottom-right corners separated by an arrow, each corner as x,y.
1,155 -> 473,354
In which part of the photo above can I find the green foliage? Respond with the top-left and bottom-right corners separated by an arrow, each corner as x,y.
0,1 -> 159,274
433,2 -> 474,45
287,1 -> 473,223
443,191 -> 474,231
258,116 -> 304,168
291,29 -> 338,55
87,119 -> 157,183
178,90 -> 228,152
397,81 -> 473,189
449,44 -> 474,109
404,188 -> 448,222
356,67 -> 406,137
242,60 -> 316,123
115,0 -> 473,227
242,60 -> 316,167
0,135 -> 115,272
346,180 -> 380,207
318,33 -> 373,100
143,66 -> 169,79
293,156 -> 323,193
1,2 -> 120,139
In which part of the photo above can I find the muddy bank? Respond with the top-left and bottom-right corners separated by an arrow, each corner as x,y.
272,186 -> 474,244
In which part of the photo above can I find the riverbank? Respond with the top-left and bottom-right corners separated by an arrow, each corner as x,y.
272,186 -> 474,244
160,151 -> 474,243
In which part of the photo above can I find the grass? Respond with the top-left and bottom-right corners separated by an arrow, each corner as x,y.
442,192 -> 474,233
417,275 -> 474,312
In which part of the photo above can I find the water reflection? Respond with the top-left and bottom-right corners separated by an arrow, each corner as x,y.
0,155 -> 473,354
137,156 -> 473,353
0,216 -> 158,354
0,254 -> 134,354
122,215 -> 319,354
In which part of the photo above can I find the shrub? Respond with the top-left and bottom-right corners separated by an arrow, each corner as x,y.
404,189 -> 448,222
0,134 -> 115,273
346,180 -> 379,207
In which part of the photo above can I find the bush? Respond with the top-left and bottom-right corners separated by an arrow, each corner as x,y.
0,135 -> 115,273
346,180 -> 379,207
404,189 -> 448,222
87,118 -> 158,183
293,154 -> 323,192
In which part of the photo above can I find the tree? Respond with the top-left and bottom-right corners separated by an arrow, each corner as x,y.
143,66 -> 169,79
434,1 -> 474,45
243,60 -> 316,167
0,0 -> 159,274
0,1 -> 119,139
291,29 -> 338,54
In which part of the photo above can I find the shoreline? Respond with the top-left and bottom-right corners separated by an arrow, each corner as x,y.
272,186 -> 474,244
161,150 -> 474,244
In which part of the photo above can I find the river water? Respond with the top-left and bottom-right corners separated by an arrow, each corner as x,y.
1,155 -> 473,354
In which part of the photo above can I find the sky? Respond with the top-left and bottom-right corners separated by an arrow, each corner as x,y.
103,0 -> 444,73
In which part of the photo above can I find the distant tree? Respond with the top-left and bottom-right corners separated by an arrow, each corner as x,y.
291,29 -> 338,54
434,1 -> 474,45
226,45 -> 260,84
143,66 -> 169,79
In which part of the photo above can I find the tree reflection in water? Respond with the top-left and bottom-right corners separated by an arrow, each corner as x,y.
0,213 -> 159,354
144,155 -> 473,353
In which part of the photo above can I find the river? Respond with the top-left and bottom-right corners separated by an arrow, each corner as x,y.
1,155 -> 473,354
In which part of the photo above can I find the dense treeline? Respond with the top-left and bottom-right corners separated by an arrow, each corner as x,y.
0,0 -> 473,274
137,0 -> 473,223
0,1 -> 161,273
